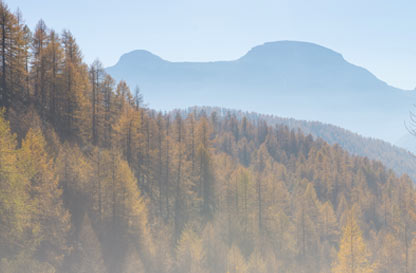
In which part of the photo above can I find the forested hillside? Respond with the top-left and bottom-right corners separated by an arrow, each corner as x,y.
184,106 -> 416,181
1,3 -> 416,273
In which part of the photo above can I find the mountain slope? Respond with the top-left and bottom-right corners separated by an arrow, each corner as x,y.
3,4 -> 416,272
183,106 -> 416,182
106,41 -> 416,144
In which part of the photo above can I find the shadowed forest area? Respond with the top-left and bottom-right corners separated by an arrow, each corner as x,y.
0,2 -> 416,273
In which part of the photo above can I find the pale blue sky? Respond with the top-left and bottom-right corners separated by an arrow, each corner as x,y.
9,0 -> 416,90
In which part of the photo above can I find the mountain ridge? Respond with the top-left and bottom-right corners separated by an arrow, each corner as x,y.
106,40 -> 416,145
180,106 -> 416,182
113,41 -> 404,91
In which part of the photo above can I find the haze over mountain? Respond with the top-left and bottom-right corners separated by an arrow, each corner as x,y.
106,41 -> 416,145
184,106 -> 416,182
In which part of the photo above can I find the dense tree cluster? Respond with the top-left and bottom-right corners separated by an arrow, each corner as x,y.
187,106 -> 416,182
0,2 -> 416,272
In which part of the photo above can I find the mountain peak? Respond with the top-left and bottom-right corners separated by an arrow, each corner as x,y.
240,40 -> 344,64
116,49 -> 164,66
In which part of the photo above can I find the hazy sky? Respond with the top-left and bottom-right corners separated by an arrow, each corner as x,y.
9,0 -> 416,90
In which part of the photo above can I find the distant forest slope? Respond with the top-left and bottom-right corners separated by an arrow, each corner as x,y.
184,106 -> 416,181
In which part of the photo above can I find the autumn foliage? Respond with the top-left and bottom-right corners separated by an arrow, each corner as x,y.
0,2 -> 416,272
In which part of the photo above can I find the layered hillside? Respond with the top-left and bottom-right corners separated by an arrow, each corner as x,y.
183,106 -> 416,181
1,3 -> 416,273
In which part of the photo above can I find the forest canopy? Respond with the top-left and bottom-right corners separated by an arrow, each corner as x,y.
0,2 -> 415,273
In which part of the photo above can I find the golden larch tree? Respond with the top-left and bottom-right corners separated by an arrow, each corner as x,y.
332,210 -> 374,273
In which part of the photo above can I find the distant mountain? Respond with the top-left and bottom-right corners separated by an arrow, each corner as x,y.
183,106 -> 416,181
106,41 -> 416,144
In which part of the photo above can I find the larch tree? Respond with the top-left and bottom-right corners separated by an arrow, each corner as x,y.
247,249 -> 267,273
101,75 -> 115,148
196,116 -> 215,221
376,231 -> 402,273
320,201 -> 339,245
332,210 -> 374,273
319,201 -> 339,271
0,110 -> 29,259
294,182 -> 321,259
19,128 -> 71,269
89,59 -> 105,145
44,30 -> 64,127
254,144 -> 268,233
61,30 -> 90,141
0,2 -> 15,107
173,112 -> 186,241
175,226 -> 207,273
31,20 -> 48,114
73,214 -> 107,273
226,245 -> 247,273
